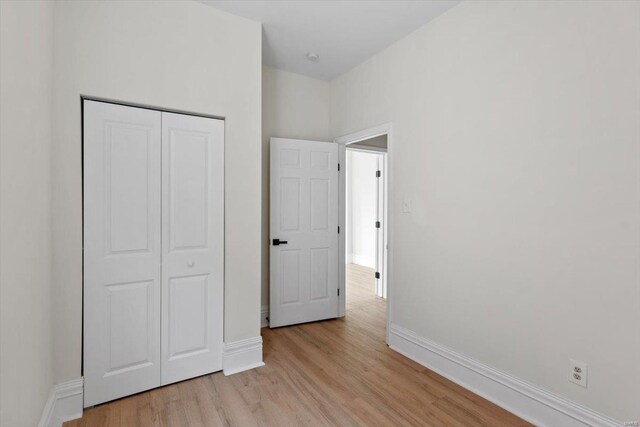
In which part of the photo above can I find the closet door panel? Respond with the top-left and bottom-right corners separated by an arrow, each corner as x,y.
83,100 -> 162,407
161,112 -> 224,385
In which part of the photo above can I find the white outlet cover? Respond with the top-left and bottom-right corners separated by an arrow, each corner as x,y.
569,359 -> 587,388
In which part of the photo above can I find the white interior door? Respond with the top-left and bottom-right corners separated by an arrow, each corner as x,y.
374,154 -> 386,298
270,138 -> 339,327
161,112 -> 224,385
83,100 -> 162,406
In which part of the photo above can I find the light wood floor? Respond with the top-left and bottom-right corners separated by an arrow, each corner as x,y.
66,264 -> 530,427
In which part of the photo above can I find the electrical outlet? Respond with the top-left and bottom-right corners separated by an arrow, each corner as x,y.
569,359 -> 587,388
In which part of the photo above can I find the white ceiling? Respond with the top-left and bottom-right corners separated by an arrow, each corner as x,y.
201,1 -> 461,81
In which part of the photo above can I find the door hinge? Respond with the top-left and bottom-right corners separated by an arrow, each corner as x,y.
338,163 -> 341,171
375,221 -> 381,228
338,288 -> 340,296
376,170 -> 381,178
375,272 -> 381,279
338,226 -> 340,234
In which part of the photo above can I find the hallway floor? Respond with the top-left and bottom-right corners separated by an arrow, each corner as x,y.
66,264 -> 529,426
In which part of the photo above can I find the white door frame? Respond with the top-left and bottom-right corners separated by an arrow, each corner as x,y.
335,123 -> 393,344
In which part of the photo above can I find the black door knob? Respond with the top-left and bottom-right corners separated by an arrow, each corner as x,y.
273,239 -> 288,246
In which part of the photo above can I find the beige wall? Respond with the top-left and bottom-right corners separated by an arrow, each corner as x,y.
51,0 -> 262,384
330,0 -> 640,421
261,66 -> 330,306
0,1 -> 55,426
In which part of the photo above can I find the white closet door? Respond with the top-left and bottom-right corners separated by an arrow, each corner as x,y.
161,112 -> 224,385
269,138 -> 339,328
83,100 -> 162,407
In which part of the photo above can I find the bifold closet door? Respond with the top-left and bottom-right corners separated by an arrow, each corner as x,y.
84,101 -> 224,407
160,112 -> 224,385
83,101 -> 162,407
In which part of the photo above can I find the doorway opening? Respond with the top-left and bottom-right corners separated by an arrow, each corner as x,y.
336,124 -> 392,343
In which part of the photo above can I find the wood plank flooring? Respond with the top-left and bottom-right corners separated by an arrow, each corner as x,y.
66,263 -> 530,427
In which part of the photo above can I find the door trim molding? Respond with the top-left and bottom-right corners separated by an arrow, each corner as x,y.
389,324 -> 623,427
335,122 -> 393,343
223,336 -> 265,376
38,378 -> 84,427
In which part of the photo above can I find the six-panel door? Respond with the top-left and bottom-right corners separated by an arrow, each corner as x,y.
83,100 -> 224,407
269,138 -> 339,328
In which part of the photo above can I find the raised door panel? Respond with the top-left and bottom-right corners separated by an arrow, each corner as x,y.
310,248 -> 329,301
310,178 -> 329,231
105,123 -> 153,254
161,112 -> 224,385
83,100 -> 162,407
168,130 -> 209,251
280,148 -> 301,168
280,250 -> 301,304
168,275 -> 209,359
106,281 -> 154,375
280,177 -> 301,232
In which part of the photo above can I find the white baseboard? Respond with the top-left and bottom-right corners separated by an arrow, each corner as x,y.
261,304 -> 269,328
223,336 -> 265,376
389,324 -> 623,427
38,378 -> 83,427
350,254 -> 375,269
